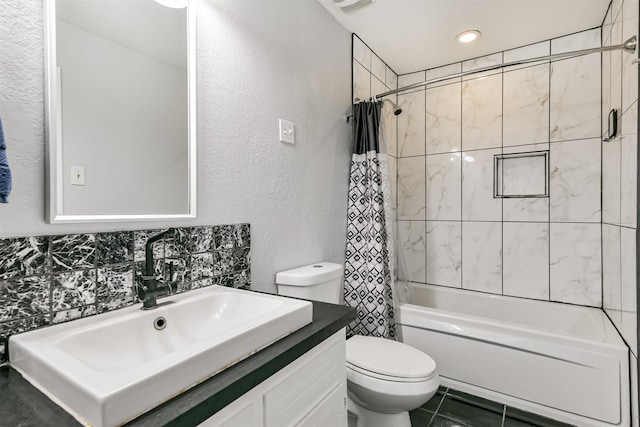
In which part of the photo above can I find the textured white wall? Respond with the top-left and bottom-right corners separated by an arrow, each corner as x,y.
0,0 -> 353,293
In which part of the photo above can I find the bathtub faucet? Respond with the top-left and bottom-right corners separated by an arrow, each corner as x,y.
136,228 -> 178,310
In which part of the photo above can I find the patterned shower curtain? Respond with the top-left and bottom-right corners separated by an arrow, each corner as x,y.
344,101 -> 396,339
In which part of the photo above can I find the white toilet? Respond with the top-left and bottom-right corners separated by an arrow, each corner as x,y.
276,262 -> 440,427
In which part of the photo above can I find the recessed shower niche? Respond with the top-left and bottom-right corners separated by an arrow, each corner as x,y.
494,151 -> 549,199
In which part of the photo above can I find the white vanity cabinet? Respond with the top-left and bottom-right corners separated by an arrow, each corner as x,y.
200,329 -> 347,427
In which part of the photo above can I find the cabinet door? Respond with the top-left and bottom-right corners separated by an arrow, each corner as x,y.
295,382 -> 347,427
263,332 -> 346,427
198,391 -> 261,427
198,329 -> 347,427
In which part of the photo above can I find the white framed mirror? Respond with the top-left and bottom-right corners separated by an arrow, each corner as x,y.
44,0 -> 197,223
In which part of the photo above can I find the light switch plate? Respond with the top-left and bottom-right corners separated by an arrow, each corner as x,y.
71,166 -> 85,186
279,119 -> 295,144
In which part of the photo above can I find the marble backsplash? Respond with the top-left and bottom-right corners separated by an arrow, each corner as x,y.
0,223 -> 251,362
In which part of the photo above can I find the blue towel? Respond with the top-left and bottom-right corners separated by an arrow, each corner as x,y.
0,118 -> 12,203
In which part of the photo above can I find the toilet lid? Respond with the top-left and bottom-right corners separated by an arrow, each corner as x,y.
346,335 -> 436,380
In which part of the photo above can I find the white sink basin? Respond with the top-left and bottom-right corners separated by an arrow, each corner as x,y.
9,285 -> 312,427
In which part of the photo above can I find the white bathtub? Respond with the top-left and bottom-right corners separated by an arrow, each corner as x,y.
397,282 -> 630,427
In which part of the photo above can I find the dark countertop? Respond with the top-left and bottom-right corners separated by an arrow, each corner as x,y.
0,300 -> 356,427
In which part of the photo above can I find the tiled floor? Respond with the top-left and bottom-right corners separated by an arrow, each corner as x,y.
409,387 -> 574,427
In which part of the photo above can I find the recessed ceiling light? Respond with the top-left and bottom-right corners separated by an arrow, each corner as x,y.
457,30 -> 481,43
332,0 -> 374,13
154,0 -> 187,9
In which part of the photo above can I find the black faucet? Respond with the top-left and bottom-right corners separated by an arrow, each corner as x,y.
137,228 -> 178,310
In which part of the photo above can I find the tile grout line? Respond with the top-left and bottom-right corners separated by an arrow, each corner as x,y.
548,44 -> 552,303
47,235 -> 53,326
460,65 -> 464,292
93,236 -> 99,316
615,4 -> 624,327
396,134 -> 606,159
501,52 -> 505,297
601,22 -> 607,315
425,81 -> 429,286
427,388 -> 448,426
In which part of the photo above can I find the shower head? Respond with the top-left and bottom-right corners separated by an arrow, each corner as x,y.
384,99 -> 403,116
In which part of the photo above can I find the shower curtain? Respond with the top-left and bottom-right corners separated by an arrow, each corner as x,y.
344,101 -> 396,339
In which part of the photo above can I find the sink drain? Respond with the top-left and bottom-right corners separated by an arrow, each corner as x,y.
153,317 -> 167,330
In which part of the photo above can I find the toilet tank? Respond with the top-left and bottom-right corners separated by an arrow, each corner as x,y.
275,262 -> 344,304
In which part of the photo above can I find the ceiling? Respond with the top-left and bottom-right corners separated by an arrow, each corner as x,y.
317,0 -> 611,75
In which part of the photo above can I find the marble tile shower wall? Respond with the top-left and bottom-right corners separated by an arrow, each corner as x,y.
393,28 -> 605,307
0,224 -> 251,362
601,0 -> 639,356
352,34 -> 399,199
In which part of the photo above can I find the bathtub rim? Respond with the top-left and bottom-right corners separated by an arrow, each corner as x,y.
398,282 -> 627,349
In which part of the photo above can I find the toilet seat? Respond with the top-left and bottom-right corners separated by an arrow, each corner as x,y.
346,361 -> 436,383
346,335 -> 437,383
346,364 -> 439,399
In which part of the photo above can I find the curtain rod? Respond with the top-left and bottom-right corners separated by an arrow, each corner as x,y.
372,35 -> 637,100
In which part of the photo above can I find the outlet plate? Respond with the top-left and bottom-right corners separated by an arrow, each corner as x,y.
279,119 -> 295,144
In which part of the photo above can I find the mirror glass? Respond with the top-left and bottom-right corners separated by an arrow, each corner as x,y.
45,0 -> 196,222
